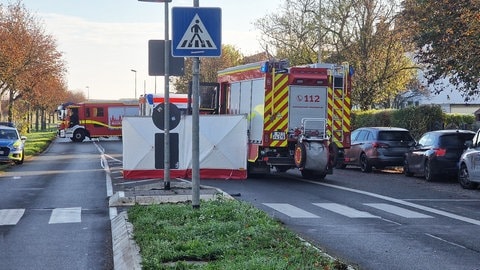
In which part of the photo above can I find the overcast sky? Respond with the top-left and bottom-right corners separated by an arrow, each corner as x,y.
13,0 -> 281,100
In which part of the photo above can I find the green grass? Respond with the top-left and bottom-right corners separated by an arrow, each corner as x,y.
128,198 -> 349,270
23,131 -> 56,156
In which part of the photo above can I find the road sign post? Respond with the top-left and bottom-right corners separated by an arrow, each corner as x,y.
172,7 -> 221,57
172,4 -> 221,208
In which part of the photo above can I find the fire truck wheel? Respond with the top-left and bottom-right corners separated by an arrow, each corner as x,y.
73,129 -> 85,142
294,143 -> 307,168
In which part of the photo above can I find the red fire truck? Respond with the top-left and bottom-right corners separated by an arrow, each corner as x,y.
56,99 -> 139,142
217,60 -> 353,179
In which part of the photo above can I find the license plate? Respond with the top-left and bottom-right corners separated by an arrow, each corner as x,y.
272,131 -> 286,140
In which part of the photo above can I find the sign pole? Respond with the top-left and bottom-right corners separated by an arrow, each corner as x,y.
164,0 -> 171,190
192,0 -> 200,208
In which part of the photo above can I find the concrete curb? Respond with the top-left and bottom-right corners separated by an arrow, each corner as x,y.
111,211 -> 142,270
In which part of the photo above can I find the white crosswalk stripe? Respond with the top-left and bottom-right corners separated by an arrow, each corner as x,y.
364,203 -> 433,218
48,207 -> 82,224
263,203 -> 319,218
313,203 -> 380,218
0,209 -> 25,226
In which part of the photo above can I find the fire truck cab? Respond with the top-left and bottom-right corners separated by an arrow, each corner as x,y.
56,99 -> 139,142
217,60 -> 352,179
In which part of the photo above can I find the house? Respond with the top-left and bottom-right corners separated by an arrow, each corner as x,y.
402,74 -> 480,115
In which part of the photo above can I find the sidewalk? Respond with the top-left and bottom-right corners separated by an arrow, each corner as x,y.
108,178 -> 231,270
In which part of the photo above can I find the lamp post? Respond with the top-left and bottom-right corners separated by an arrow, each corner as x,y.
86,86 -> 89,99
138,0 -> 173,190
130,69 -> 137,98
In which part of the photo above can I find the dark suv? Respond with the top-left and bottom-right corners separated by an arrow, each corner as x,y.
403,129 -> 474,181
339,127 -> 415,172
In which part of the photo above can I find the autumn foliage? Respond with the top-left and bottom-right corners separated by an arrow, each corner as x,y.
0,1 -> 70,132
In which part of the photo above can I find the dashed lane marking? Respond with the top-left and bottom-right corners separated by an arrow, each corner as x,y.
0,209 -> 25,226
365,203 -> 433,218
313,203 -> 380,218
263,203 -> 319,218
48,207 -> 82,224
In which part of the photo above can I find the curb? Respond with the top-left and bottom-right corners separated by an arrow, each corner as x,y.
111,211 -> 142,270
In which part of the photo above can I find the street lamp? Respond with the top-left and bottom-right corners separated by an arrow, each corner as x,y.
138,0 -> 173,191
86,86 -> 89,99
130,69 -> 137,98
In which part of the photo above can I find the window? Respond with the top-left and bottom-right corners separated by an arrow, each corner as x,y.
418,134 -> 433,147
378,131 -> 414,141
439,134 -> 474,148
356,130 -> 369,141
95,107 -> 104,117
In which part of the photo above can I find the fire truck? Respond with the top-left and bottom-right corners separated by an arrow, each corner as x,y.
139,93 -> 189,116
217,60 -> 352,179
139,86 -> 219,116
56,99 -> 139,142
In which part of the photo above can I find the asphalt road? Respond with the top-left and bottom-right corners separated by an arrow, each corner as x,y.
3,138 -> 479,270
201,168 -> 480,270
0,138 -> 113,270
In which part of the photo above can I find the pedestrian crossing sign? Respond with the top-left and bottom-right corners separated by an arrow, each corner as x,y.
172,7 -> 222,57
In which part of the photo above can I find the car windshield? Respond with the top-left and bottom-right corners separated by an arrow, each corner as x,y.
378,131 -> 413,141
0,129 -> 19,140
439,134 -> 474,148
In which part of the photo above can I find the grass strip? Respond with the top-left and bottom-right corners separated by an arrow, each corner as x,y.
128,197 -> 349,270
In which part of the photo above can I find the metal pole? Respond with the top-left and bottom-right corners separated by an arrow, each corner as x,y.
192,0 -> 200,208
131,69 -> 137,98
318,0 -> 322,63
164,1 -> 171,190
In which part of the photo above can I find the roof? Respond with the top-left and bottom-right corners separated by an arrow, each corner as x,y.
355,127 -> 409,131
424,129 -> 475,135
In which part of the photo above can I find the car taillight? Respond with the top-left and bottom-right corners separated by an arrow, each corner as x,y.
372,142 -> 389,148
434,148 -> 446,157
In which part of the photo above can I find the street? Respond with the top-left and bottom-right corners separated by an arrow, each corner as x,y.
202,168 -> 480,270
0,138 -> 113,270
1,138 -> 480,270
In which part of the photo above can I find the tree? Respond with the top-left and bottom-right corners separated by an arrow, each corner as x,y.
254,0 -> 418,110
254,0 -> 320,65
173,44 -> 244,93
0,1 -> 67,130
400,0 -> 480,100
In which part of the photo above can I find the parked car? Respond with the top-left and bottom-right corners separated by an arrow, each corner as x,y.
339,127 -> 415,172
403,129 -> 474,181
458,128 -> 480,189
0,125 -> 26,165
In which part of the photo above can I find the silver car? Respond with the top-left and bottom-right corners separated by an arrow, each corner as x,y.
458,128 -> 480,189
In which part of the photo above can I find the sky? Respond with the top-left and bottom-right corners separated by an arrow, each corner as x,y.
11,0 -> 282,100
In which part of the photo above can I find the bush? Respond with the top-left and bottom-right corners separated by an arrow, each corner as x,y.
351,105 -> 475,140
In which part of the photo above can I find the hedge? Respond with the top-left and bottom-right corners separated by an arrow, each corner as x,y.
351,105 -> 477,140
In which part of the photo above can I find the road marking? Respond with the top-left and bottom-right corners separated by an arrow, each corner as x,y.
425,233 -> 467,249
48,207 -> 81,224
313,203 -> 380,218
364,203 -> 433,218
301,179 -> 480,226
263,203 -> 319,218
0,209 -> 25,226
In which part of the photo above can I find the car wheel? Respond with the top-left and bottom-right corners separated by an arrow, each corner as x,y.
360,153 -> 372,173
403,158 -> 413,177
73,129 -> 85,142
458,163 -> 479,189
424,160 -> 435,182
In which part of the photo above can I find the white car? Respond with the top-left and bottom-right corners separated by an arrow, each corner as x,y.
458,129 -> 480,189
